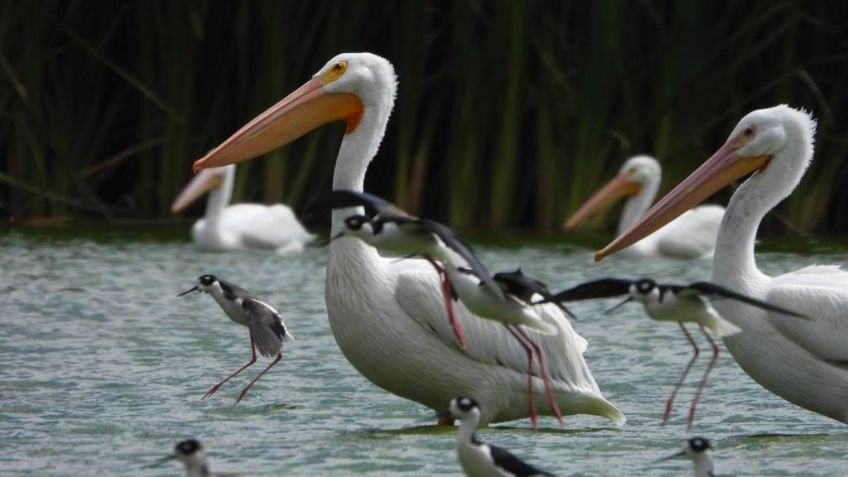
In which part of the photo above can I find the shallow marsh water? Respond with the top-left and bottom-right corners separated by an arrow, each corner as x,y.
1,228 -> 846,476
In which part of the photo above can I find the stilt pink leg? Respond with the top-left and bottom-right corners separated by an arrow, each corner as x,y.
506,325 -> 537,430
235,352 -> 282,404
688,326 -> 719,429
204,334 -> 257,400
663,323 -> 699,423
425,256 -> 465,348
515,326 -> 564,426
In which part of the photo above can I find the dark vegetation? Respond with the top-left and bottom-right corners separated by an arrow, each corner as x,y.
2,1 -> 847,234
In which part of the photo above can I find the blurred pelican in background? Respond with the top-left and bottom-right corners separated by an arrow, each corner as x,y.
564,155 -> 724,259
171,164 -> 314,253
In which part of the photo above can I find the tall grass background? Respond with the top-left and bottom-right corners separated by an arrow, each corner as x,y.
1,1 -> 847,235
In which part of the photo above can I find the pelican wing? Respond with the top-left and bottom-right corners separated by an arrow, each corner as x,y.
680,281 -> 808,319
767,265 -> 848,364
655,204 -> 724,258
395,268 -> 593,384
544,278 -> 633,303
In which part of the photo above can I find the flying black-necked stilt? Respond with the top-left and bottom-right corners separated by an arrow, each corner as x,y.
544,277 -> 807,427
326,191 -> 574,428
145,439 -> 241,477
653,436 -> 716,477
449,397 -> 556,477
179,274 -> 293,403
443,266 -> 572,428
321,189 -> 503,348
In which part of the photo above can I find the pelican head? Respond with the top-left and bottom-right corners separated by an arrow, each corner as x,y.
170,165 -> 234,213
563,155 -> 660,230
595,105 -> 816,261
192,53 -> 397,172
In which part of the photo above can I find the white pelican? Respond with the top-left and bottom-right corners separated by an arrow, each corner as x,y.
171,164 -> 314,253
178,274 -> 293,404
596,105 -> 848,424
325,191 -> 568,427
191,53 -> 623,426
564,155 -> 724,259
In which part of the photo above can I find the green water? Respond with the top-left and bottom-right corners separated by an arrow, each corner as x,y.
1,228 -> 846,476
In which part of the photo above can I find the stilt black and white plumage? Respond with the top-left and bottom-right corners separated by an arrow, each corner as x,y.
321,190 -> 502,298
321,190 -> 503,348
542,277 -> 807,427
145,439 -> 241,477
449,397 -> 556,477
443,266 -> 570,428
653,437 -> 716,477
178,274 -> 293,403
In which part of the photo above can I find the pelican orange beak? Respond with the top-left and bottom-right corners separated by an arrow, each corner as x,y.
563,171 -> 642,230
594,141 -> 770,262
170,168 -> 223,213
192,76 -> 363,172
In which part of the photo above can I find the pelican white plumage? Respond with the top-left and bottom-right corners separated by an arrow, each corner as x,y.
191,53 -> 623,426
171,164 -> 314,253
565,155 -> 724,259
596,105 -> 848,424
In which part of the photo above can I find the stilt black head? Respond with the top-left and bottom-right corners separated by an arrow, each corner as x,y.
687,437 -> 712,453
175,438 -> 202,456
633,278 -> 657,295
344,215 -> 370,231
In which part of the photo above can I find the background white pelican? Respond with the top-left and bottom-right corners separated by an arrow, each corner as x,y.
564,155 -> 724,259
191,53 -> 623,426
171,164 -> 314,253
596,105 -> 848,424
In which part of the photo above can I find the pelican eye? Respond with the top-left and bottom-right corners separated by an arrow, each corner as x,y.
740,125 -> 756,142
322,60 -> 348,84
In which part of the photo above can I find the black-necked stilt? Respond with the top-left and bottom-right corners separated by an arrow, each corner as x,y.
544,277 -> 806,427
145,439 -> 241,477
653,436 -> 715,477
443,266 -> 570,429
179,274 -> 293,403
449,397 -> 556,477
321,190 -> 503,348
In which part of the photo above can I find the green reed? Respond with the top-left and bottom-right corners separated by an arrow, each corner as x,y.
1,1 -> 846,235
